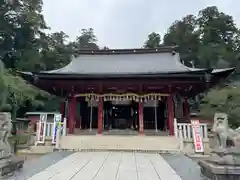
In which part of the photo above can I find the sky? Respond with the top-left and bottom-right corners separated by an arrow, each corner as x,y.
42,0 -> 240,49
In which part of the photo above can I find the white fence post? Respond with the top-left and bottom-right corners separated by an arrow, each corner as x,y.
174,118 -> 178,137
178,126 -> 184,151
63,117 -> 67,136
55,127 -> 61,149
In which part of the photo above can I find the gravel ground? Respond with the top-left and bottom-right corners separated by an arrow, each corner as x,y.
3,151 -> 74,180
161,153 -> 204,180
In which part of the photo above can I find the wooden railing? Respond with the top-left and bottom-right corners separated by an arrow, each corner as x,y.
174,118 -> 208,140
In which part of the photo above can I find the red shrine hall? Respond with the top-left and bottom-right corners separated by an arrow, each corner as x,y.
20,46 -> 235,136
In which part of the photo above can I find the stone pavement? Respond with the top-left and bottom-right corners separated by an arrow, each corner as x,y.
5,152 -> 204,180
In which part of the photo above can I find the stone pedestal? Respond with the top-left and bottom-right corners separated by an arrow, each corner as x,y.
199,147 -> 240,180
0,156 -> 24,176
0,112 -> 24,177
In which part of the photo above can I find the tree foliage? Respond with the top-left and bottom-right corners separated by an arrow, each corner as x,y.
162,6 -> 240,69
143,32 -> 161,48
200,83 -> 240,127
4,70 -> 50,119
0,0 -> 100,118
144,6 -> 240,126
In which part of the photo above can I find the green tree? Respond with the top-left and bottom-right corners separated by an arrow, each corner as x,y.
197,6 -> 238,68
163,15 -> 199,67
40,31 -> 73,70
1,0 -> 47,71
0,0 -> 51,118
200,83 -> 240,128
1,0 -> 105,118
161,7 -> 239,69
143,32 -> 161,48
4,70 -> 49,120
72,28 -> 99,52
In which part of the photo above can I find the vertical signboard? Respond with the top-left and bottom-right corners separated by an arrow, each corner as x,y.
191,120 -> 204,153
52,113 -> 62,144
38,113 -> 47,144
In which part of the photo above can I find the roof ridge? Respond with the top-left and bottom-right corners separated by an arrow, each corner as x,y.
74,46 -> 177,55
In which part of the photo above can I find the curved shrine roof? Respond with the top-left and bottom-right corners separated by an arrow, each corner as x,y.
39,47 -> 209,76
46,53 -> 198,75
20,47 -> 235,79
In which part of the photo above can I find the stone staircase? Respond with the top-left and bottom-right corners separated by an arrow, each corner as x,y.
59,135 -> 181,153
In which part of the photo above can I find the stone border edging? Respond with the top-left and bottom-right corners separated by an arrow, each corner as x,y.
53,148 -> 181,154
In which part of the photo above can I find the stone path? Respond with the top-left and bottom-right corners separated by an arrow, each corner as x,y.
27,152 -> 181,180
5,152 -> 203,180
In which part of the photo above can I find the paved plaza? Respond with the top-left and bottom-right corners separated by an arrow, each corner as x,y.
5,151 -> 204,180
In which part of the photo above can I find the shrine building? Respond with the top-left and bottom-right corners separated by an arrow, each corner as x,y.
20,46 -> 235,136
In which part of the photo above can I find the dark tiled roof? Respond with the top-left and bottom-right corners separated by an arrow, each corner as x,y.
19,48 -> 235,79
43,51 -> 199,75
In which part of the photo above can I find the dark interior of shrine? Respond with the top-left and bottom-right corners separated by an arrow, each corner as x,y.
78,99 -> 167,131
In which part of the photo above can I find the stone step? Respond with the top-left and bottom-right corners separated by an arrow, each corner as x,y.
59,135 -> 181,152
18,145 -> 54,155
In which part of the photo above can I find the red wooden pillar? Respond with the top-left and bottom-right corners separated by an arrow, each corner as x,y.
167,95 -> 174,136
183,97 -> 189,118
138,101 -> 144,135
68,96 -> 76,134
98,97 -> 103,134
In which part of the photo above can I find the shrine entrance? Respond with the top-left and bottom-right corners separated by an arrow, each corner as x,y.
103,100 -> 138,130
73,94 -> 168,135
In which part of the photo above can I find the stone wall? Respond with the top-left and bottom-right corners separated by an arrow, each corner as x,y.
0,112 -> 11,123
183,139 -> 211,153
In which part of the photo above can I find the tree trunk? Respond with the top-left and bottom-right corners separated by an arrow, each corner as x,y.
11,104 -> 17,121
